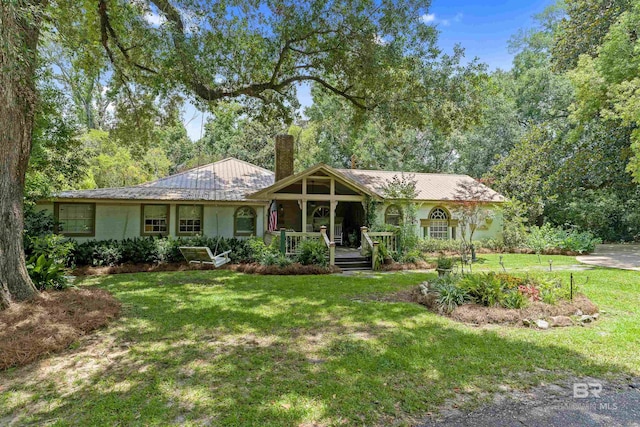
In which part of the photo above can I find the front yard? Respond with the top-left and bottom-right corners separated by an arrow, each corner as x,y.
1,254 -> 639,426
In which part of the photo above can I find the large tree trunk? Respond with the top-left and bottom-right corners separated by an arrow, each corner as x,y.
0,1 -> 43,309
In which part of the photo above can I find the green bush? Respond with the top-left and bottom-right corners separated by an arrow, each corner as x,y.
295,240 -> 328,267
69,236 -> 259,266
500,290 -> 528,309
432,278 -> 469,313
400,249 -> 423,264
418,239 -> 461,253
436,255 -> 456,270
27,234 -> 74,266
458,273 -> 504,307
26,254 -> 68,291
526,224 -> 601,254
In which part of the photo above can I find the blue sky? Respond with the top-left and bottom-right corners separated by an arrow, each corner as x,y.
185,0 -> 554,140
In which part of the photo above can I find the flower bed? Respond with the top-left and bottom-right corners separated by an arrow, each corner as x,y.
412,272 -> 599,328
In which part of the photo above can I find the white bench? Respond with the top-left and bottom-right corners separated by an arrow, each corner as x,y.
179,247 -> 231,268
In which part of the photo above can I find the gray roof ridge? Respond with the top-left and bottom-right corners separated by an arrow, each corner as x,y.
336,168 -> 473,178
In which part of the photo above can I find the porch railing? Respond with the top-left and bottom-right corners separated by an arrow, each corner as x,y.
360,227 -> 379,270
320,226 -> 336,266
273,228 -> 335,265
368,231 -> 397,253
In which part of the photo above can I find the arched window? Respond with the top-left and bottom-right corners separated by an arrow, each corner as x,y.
429,207 -> 449,240
235,206 -> 256,236
385,205 -> 403,226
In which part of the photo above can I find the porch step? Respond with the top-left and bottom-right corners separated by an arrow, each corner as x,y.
335,256 -> 372,271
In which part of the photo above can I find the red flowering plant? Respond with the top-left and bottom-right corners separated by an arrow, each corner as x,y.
518,285 -> 541,302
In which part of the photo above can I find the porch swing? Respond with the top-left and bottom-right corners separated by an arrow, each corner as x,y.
179,111 -> 231,268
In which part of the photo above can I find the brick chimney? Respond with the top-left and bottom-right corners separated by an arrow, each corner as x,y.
275,134 -> 294,181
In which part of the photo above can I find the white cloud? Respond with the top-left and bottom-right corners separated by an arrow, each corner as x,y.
420,13 -> 436,23
454,12 -> 464,23
420,12 -> 458,26
143,12 -> 165,27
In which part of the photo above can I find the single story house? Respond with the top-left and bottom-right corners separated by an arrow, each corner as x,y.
37,136 -> 505,251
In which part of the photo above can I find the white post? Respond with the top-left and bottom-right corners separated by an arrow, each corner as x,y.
302,199 -> 307,234
330,200 -> 337,242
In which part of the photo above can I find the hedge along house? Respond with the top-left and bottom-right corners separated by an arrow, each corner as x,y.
38,135 -> 505,263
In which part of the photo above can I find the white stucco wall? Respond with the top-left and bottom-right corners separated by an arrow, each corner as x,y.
37,202 -> 266,242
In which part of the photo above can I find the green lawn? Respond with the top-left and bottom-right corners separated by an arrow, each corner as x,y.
1,254 -> 639,426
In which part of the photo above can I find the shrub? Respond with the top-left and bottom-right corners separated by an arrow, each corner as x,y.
69,236 -> 259,266
26,254 -> 68,290
246,237 -> 269,262
436,255 -> 456,270
432,280 -> 469,313
295,240 -> 328,267
500,290 -> 528,309
93,245 -> 123,266
23,207 -> 56,244
259,251 -> 291,267
558,229 -> 601,254
518,285 -> 541,302
458,273 -> 504,307
418,239 -> 460,253
527,224 -> 601,255
27,234 -> 74,266
400,249 -> 423,264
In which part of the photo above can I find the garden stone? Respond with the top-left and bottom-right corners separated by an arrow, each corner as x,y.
580,314 -> 595,323
550,316 -> 573,327
574,309 -> 583,316
593,312 -> 600,320
535,319 -> 549,329
419,283 -> 430,295
522,319 -> 531,327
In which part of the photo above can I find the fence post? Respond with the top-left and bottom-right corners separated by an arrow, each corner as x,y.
372,241 -> 379,270
279,228 -> 286,255
330,242 -> 336,266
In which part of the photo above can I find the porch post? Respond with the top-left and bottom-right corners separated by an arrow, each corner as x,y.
279,228 -> 286,254
330,200 -> 337,241
302,178 -> 307,233
302,199 -> 307,233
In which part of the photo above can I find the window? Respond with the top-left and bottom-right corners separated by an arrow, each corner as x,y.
235,206 -> 256,236
429,207 -> 449,240
142,204 -> 169,235
177,205 -> 203,235
385,205 -> 402,226
55,203 -> 95,236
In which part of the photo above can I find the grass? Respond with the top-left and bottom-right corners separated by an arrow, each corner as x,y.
1,255 -> 639,426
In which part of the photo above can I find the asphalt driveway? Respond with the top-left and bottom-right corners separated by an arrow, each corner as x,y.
577,244 -> 640,271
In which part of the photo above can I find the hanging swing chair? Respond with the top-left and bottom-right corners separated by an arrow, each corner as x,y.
179,110 -> 231,268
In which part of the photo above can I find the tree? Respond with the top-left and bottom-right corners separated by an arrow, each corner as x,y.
552,0 -> 632,72
1,2 -> 42,308
0,0 -> 455,307
452,180 -> 494,263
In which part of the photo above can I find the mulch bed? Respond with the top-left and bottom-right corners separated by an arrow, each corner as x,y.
410,288 -> 598,326
447,296 -> 598,325
0,289 -> 121,370
71,262 -> 222,276
371,288 -> 599,327
72,262 -> 341,276
230,263 -> 341,275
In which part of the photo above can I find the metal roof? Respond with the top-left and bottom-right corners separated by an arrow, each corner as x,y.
336,169 -> 505,202
55,158 -> 275,202
53,158 -> 504,203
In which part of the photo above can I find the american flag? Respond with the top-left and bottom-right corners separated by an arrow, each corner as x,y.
268,201 -> 278,232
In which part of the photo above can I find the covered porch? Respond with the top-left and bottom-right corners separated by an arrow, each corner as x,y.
252,165 -> 373,244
